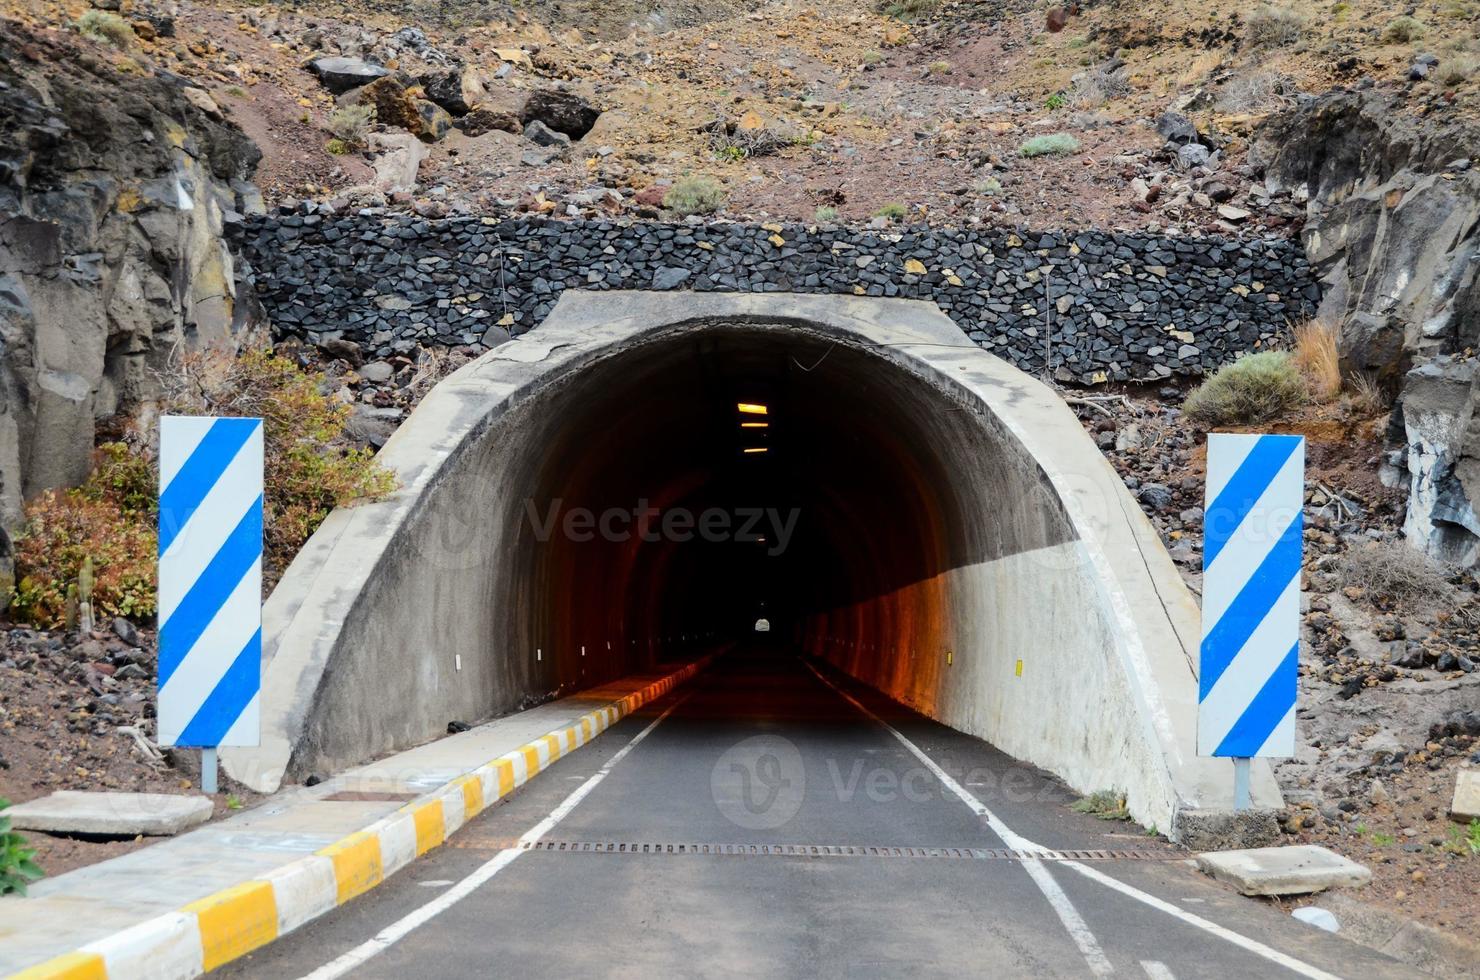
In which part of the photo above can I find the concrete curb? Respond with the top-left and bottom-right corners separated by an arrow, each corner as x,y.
7,659 -> 707,980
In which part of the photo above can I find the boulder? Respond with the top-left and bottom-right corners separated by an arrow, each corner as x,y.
418,67 -> 484,116
308,56 -> 389,94
413,99 -> 453,142
458,107 -> 521,137
523,119 -> 570,147
341,75 -> 418,130
367,131 -> 428,192
520,89 -> 601,140
1155,110 -> 1199,147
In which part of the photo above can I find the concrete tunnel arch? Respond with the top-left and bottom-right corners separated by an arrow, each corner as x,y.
222,291 -> 1282,833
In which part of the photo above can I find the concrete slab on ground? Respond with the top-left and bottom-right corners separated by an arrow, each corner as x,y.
1450,768 -> 1479,822
6,791 -> 212,836
1196,844 -> 1372,896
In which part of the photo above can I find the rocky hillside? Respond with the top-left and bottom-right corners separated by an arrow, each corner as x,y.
0,17 -> 259,531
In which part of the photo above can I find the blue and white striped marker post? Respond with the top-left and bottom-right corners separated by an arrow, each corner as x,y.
158,416 -> 264,793
1198,432 -> 1304,809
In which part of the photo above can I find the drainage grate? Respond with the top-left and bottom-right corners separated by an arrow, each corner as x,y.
445,837 -> 1179,862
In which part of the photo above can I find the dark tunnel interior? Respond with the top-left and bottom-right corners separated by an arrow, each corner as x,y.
504,324 -> 1074,691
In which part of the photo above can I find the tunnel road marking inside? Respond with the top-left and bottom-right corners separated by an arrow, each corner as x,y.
293,697 -> 690,980
803,660 -> 1344,980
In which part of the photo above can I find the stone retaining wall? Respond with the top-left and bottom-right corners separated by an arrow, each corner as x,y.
234,209 -> 1320,383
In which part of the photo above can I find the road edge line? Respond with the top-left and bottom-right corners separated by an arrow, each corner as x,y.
6,657 -> 712,980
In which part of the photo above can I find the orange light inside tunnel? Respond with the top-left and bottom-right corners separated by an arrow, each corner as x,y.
742,447 -> 768,454
737,403 -> 768,415
740,422 -> 769,428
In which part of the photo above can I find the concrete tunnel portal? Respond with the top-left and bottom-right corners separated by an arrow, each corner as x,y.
222,291 -> 1283,837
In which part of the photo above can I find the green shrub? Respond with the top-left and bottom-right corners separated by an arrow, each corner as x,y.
1384,15 -> 1426,42
164,349 -> 398,581
10,350 -> 399,626
0,800 -> 43,896
928,60 -> 951,75
663,175 -> 726,217
1244,6 -> 1306,48
1070,790 -> 1130,821
1183,350 -> 1306,426
1019,133 -> 1081,157
11,444 -> 157,626
975,176 -> 1003,195
879,0 -> 940,21
73,9 -> 135,47
815,205 -> 839,222
328,104 -> 375,149
873,201 -> 908,221
1044,91 -> 1067,110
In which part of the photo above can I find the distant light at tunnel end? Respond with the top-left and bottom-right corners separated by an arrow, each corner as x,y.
742,447 -> 768,454
737,403 -> 768,415
740,422 -> 769,428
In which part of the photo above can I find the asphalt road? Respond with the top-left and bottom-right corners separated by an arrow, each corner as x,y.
224,644 -> 1409,979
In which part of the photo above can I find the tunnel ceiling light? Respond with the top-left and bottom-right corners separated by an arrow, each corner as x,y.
740,422 -> 769,428
742,447 -> 768,454
737,403 -> 768,415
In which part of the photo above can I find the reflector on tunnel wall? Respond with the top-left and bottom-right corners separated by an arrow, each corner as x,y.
1197,433 -> 1304,758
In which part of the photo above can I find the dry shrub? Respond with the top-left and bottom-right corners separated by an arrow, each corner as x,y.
163,347 -> 397,583
1216,70 -> 1291,111
1245,5 -> 1306,48
1339,539 -> 1453,611
1292,320 -> 1341,402
10,444 -> 156,626
1184,350 -> 1305,426
1070,63 -> 1131,108
1345,372 -> 1390,415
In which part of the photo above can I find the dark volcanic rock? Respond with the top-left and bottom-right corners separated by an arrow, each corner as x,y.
520,89 -> 601,140
309,56 -> 389,95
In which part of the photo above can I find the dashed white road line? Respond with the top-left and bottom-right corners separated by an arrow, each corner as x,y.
1140,960 -> 1176,980
295,697 -> 689,980
803,661 -> 1345,980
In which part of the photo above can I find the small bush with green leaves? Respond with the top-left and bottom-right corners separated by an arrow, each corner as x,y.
879,0 -> 940,21
1044,91 -> 1067,110
1019,133 -> 1081,157
662,176 -> 726,217
815,205 -> 839,222
974,176 -> 1003,196
873,202 -> 908,222
1183,350 -> 1305,426
1244,5 -> 1306,47
1384,15 -> 1426,42
74,10 -> 135,47
329,104 -> 375,149
0,799 -> 43,896
1070,790 -> 1130,821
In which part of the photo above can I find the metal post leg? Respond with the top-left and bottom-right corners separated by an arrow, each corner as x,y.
202,747 -> 218,795
1233,757 -> 1250,811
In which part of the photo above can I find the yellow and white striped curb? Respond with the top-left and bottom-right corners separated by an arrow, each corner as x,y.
8,660 -> 707,980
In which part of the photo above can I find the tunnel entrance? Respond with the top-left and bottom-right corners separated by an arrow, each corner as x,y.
225,291 -> 1281,831
507,323 -> 1072,696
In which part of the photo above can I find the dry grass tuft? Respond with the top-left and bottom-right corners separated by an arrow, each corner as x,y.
1292,320 -> 1341,402
1339,539 -> 1453,610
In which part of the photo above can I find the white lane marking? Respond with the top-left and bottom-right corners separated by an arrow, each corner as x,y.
295,698 -> 688,980
1140,961 -> 1176,980
803,660 -> 1346,980
1067,861 -> 1343,980
416,880 -> 454,888
803,662 -> 1114,977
